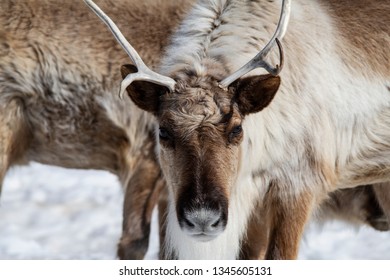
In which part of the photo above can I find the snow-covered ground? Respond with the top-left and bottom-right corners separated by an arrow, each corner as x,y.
1,162 -> 390,260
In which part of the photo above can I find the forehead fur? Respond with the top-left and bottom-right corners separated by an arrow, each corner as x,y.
159,78 -> 234,132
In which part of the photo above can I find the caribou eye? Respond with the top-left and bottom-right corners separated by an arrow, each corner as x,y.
159,127 -> 171,140
231,125 -> 242,136
229,124 -> 242,142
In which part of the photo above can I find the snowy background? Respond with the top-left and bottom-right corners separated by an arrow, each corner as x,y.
1,162 -> 390,260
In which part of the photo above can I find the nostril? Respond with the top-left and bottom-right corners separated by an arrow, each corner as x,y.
184,217 -> 195,228
211,219 -> 220,228
181,208 -> 226,233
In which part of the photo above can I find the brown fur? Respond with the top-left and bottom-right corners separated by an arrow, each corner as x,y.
124,73 -> 282,231
2,0 -> 389,260
0,0 -> 192,172
263,185 -> 314,260
121,0 -> 390,256
241,184 -> 390,260
320,185 -> 390,231
240,202 -> 269,260
0,0 -> 194,259
0,98 -> 31,191
232,74 -> 281,115
117,133 -> 164,260
323,0 -> 390,78
373,183 -> 390,230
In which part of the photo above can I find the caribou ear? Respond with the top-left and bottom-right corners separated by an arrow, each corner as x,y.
232,74 -> 281,115
120,64 -> 168,114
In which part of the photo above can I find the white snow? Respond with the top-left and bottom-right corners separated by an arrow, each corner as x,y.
0,162 -> 389,259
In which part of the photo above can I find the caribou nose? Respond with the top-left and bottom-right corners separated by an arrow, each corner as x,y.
181,208 -> 226,242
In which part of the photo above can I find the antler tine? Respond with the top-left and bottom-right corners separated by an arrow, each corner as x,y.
219,0 -> 291,88
84,0 -> 176,98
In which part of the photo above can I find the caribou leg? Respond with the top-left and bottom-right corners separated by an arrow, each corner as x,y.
239,202 -> 269,260
264,191 -> 314,260
0,98 -> 30,195
117,135 -> 164,260
240,184 -> 389,260
372,183 -> 390,231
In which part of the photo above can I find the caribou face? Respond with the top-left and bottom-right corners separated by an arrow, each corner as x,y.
84,0 -> 289,241
120,69 -> 280,241
156,81 -> 237,241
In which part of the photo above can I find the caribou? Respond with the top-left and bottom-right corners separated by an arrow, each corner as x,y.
0,0 -> 388,260
240,184 -> 390,259
86,0 -> 390,259
0,0 -> 195,259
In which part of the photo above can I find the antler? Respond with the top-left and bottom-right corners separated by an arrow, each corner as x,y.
84,0 -> 176,98
219,0 -> 291,88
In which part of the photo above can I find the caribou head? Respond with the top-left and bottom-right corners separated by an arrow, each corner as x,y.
85,0 -> 291,242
